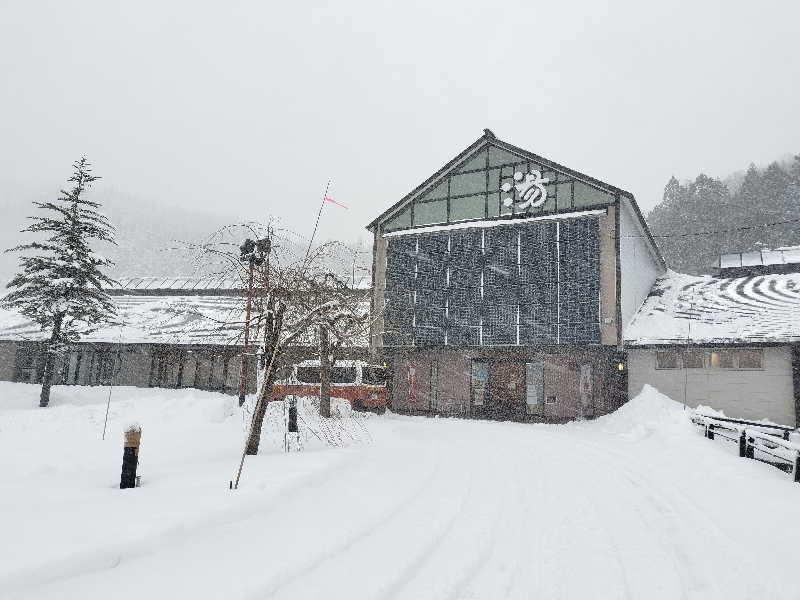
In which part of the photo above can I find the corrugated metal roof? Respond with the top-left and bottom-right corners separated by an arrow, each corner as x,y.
0,295 -> 371,347
719,247 -> 800,270
624,271 -> 800,345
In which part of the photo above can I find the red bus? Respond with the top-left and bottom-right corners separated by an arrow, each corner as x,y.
271,360 -> 388,412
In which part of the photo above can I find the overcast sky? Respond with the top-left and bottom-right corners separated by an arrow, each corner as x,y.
1,0 -> 799,247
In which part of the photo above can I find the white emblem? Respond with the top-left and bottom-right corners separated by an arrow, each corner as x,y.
501,170 -> 550,211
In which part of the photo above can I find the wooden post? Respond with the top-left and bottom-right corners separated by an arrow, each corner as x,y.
707,424 -> 715,440
745,436 -> 755,459
319,325 -> 331,418
120,425 -> 141,489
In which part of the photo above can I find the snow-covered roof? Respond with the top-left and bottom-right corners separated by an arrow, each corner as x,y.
0,295 -> 246,345
624,271 -> 800,346
719,246 -> 800,270
0,295 -> 372,348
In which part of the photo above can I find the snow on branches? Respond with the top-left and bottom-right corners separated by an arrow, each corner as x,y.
3,157 -> 117,406
4,157 -> 117,343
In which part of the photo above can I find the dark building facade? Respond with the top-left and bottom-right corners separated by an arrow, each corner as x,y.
367,130 -> 665,421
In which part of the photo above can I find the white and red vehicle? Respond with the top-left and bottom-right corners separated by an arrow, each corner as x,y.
271,360 -> 388,412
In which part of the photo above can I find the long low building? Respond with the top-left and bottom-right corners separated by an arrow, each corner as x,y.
624,270 -> 800,426
0,277 -> 369,394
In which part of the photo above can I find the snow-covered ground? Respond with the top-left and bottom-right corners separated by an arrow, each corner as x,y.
1,383 -> 799,599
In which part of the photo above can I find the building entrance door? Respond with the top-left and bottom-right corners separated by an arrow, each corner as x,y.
489,361 -> 525,420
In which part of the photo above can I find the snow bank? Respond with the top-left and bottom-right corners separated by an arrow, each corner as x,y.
2,382 -> 800,599
567,384 -> 693,441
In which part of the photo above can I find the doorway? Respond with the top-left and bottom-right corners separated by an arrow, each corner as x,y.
489,361 -> 525,420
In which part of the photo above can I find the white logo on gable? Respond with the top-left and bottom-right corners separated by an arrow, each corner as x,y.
501,170 -> 550,211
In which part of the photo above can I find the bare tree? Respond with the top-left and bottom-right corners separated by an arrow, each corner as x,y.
195,223 -> 371,464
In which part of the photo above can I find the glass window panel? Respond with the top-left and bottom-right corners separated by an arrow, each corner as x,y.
362,366 -> 387,385
573,181 -> 614,209
384,204 -> 412,231
296,366 -> 321,383
487,192 -> 500,217
450,194 -> 486,222
457,150 -> 487,172
488,168 -> 501,193
414,198 -> 447,226
710,350 -> 736,369
500,175 -> 517,215
489,146 -> 526,167
656,351 -> 679,369
419,179 -> 448,201
738,349 -> 762,369
331,366 -> 357,383
683,350 -> 704,368
471,360 -> 489,406
525,362 -> 543,407
557,182 -> 572,210
450,171 -> 487,196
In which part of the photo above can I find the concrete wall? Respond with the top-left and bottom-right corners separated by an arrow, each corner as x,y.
598,205 -> 619,346
619,197 -> 664,332
628,347 -> 796,426
370,230 -> 387,353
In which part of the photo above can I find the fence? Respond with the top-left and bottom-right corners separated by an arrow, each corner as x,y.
691,412 -> 800,483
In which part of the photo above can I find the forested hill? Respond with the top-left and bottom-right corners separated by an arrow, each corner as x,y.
646,155 -> 800,274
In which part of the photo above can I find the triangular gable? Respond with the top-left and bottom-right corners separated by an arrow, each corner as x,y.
367,129 -> 634,233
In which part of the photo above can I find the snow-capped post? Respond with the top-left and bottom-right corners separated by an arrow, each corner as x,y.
739,430 -> 747,457
284,396 -> 300,452
120,424 -> 142,489
2,157 -> 117,408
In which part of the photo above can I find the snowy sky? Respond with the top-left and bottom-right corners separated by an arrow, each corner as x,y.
1,0 -> 799,249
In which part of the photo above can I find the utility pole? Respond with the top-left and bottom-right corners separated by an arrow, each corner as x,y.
238,236 -> 270,407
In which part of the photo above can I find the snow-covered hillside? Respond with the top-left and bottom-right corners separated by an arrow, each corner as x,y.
1,383 -> 798,599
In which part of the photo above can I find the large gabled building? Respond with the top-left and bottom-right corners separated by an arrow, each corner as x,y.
366,129 -> 665,421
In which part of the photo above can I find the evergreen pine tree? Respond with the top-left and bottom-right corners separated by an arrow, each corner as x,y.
3,157 -> 117,407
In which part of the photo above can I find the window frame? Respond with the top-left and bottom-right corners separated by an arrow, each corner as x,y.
655,350 -> 680,370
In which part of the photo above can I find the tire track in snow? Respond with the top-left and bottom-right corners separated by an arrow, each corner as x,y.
246,438 -> 450,599
387,440 -> 512,600
559,433 -> 786,598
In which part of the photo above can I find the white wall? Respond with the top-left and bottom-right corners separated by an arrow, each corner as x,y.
619,198 -> 664,333
627,347 -> 797,426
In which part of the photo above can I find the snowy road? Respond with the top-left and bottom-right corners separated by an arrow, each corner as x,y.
1,383 -> 799,599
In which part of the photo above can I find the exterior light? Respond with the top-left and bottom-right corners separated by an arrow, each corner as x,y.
618,362 -> 625,371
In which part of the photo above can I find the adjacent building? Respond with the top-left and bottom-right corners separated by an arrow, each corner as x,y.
366,129 -> 665,420
625,268 -> 800,427
0,277 -> 369,394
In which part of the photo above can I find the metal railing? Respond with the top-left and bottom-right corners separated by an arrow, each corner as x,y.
691,413 -> 800,483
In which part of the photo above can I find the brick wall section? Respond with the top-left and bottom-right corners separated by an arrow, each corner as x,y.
389,348 -> 621,421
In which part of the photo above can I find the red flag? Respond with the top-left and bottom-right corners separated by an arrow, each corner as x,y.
324,196 -> 348,209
